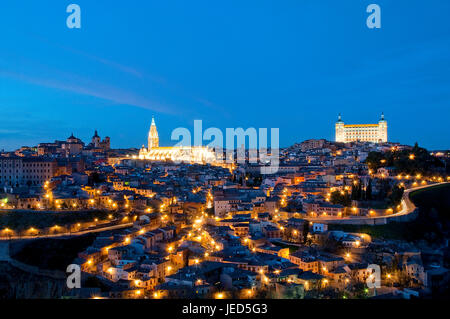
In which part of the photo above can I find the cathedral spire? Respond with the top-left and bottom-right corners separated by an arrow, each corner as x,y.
148,116 -> 159,149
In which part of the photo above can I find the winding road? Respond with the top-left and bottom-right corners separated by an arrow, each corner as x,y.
0,222 -> 133,241
305,182 -> 448,224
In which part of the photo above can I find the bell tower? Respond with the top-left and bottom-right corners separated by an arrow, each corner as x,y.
148,116 -> 159,150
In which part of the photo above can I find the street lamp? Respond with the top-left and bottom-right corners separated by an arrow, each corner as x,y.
215,292 -> 224,299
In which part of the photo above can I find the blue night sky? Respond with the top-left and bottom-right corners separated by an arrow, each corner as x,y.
0,0 -> 449,151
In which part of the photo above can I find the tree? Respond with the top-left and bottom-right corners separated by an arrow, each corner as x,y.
89,172 -> 104,185
377,179 -> 390,200
351,183 -> 357,200
357,183 -> 362,200
365,152 -> 386,170
330,190 -> 351,207
302,222 -> 309,243
388,185 -> 404,206
366,179 -> 373,200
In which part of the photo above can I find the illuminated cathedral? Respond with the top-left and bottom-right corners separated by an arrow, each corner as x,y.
138,117 -> 217,164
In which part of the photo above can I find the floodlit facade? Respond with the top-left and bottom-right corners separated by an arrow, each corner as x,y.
335,114 -> 387,143
139,117 -> 217,164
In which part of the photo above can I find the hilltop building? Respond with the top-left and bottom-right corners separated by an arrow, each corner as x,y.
89,130 -> 111,151
335,114 -> 387,143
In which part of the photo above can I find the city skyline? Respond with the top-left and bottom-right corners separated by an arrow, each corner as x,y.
1,1 -> 450,151
1,1 -> 450,303
0,112 -> 446,152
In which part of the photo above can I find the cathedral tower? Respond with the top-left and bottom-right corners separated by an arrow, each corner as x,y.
148,116 -> 159,150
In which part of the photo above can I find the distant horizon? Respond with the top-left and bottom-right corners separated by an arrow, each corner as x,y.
1,120 -> 447,153
1,1 -> 450,151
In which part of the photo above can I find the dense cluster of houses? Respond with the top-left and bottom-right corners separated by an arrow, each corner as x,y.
1,135 -> 449,299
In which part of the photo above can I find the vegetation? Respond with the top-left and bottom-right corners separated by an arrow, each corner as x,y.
365,143 -> 445,175
328,183 -> 450,244
351,179 -> 372,201
11,234 -> 97,270
330,190 -> 351,206
88,172 -> 106,185
83,276 -> 110,291
234,173 -> 263,187
272,241 -> 299,253
349,179 -> 403,208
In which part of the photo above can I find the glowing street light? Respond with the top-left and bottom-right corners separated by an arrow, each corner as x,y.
215,292 -> 224,299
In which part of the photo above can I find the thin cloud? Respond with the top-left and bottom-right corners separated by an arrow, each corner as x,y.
3,34 -> 229,118
0,69 -> 176,114
35,36 -> 224,114
33,35 -> 147,80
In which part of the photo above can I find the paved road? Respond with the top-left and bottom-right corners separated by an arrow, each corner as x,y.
0,223 -> 133,241
305,182 -> 448,223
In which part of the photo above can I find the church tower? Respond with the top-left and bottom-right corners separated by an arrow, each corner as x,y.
92,130 -> 101,148
148,116 -> 159,150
